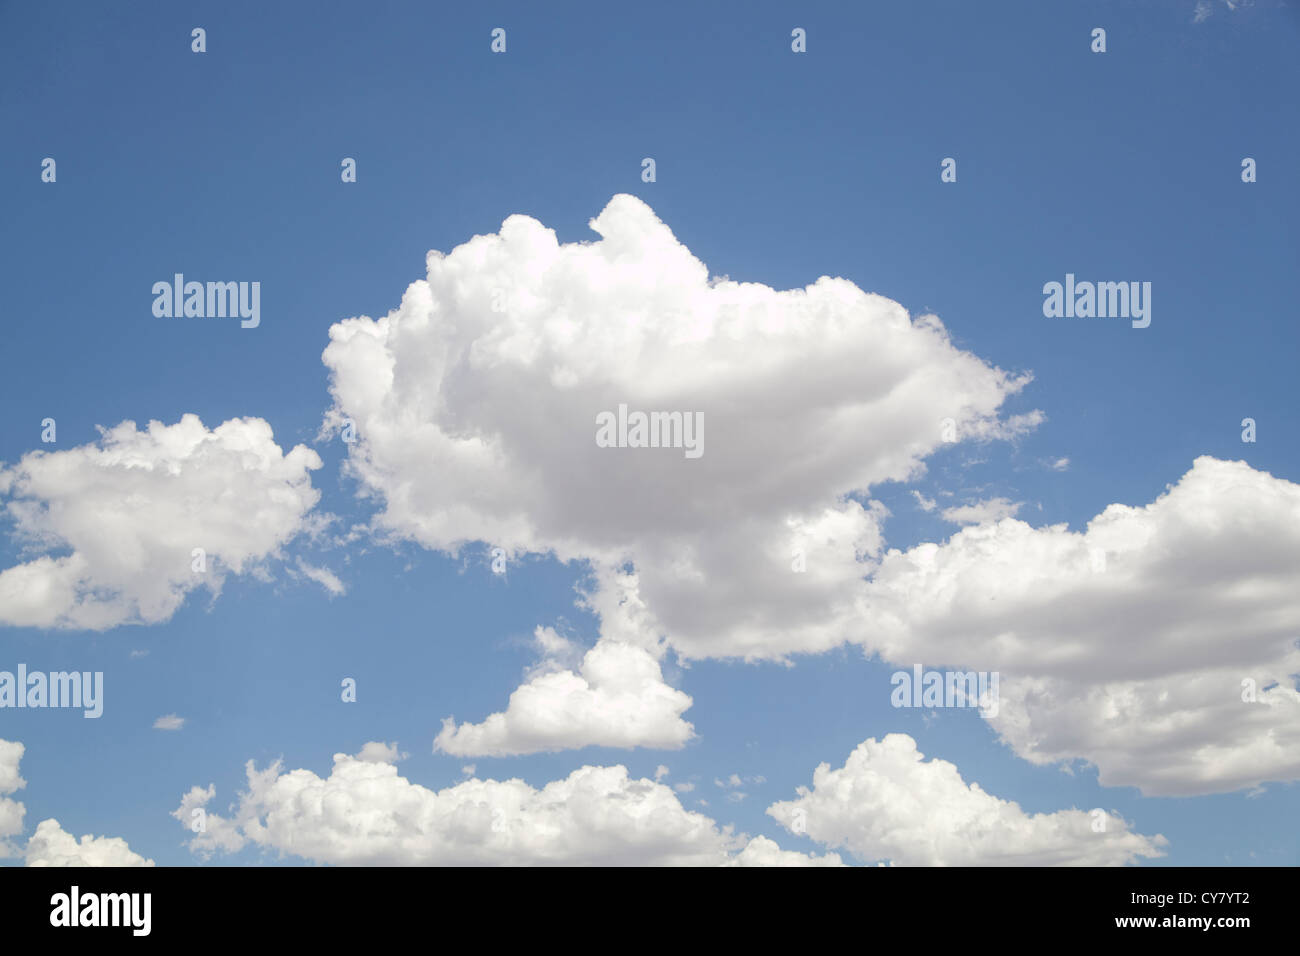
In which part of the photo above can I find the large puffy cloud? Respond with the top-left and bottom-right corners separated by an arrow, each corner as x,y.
321,194 -> 1035,664
0,740 -> 25,857
858,457 -> 1300,795
25,819 -> 154,867
317,196 -> 1298,796
0,414 -> 323,630
321,194 -> 1036,750
174,744 -> 840,867
766,734 -> 1166,866
990,664 -> 1300,797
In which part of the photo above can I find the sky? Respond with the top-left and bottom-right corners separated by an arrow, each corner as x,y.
0,0 -> 1297,867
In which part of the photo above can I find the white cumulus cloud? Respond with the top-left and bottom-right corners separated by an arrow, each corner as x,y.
174,747 -> 839,867
321,194 -> 1038,751
434,629 -> 694,757
767,734 -> 1167,866
859,457 -> 1300,795
0,739 -> 26,857
0,415 -> 322,630
355,741 -> 406,763
25,818 -> 154,867
0,740 -> 153,865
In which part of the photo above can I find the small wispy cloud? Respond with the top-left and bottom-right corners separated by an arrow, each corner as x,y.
295,559 -> 346,597
152,714 -> 185,731
714,772 -> 765,802
1193,0 -> 1252,23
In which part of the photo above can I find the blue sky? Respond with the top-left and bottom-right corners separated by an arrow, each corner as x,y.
1,0 -> 1297,866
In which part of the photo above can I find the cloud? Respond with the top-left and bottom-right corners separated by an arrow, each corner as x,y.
1193,0 -> 1252,23
859,458 -> 1300,795
715,771 -> 767,803
312,197 -> 1294,797
25,819 -> 154,867
152,714 -> 185,731
0,739 -> 24,794
0,739 -> 153,864
940,497 -> 1023,525
434,636 -> 694,757
0,740 -> 26,857
990,666 -> 1300,797
355,741 -> 406,763
531,625 -> 580,666
725,835 -> 844,867
767,734 -> 1166,866
173,784 -> 244,854
320,193 -> 1034,663
0,415 -> 322,631
174,749 -> 838,866
715,772 -> 764,789
293,559 -> 346,597
322,194 -> 1036,749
